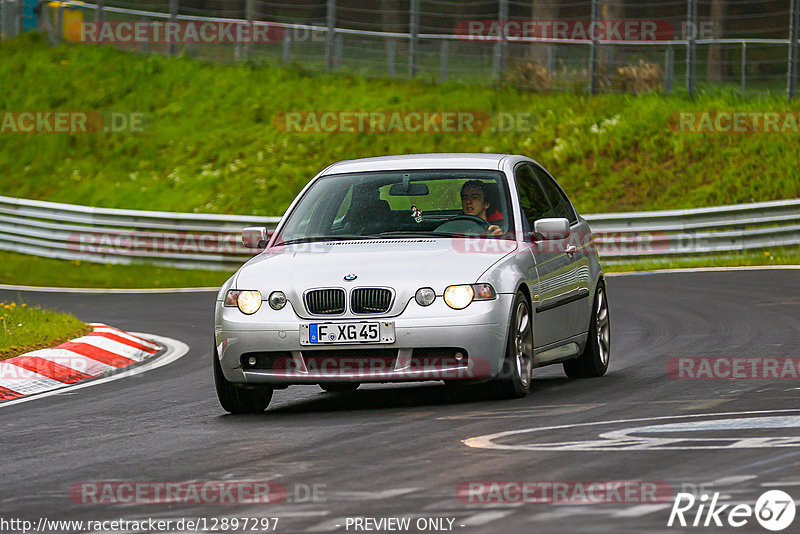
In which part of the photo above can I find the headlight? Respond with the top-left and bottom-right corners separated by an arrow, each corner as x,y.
268,291 -> 287,310
415,287 -> 436,306
224,289 -> 262,314
444,285 -> 474,309
443,283 -> 496,310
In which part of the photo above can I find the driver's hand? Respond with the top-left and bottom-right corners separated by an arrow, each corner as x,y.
487,224 -> 502,236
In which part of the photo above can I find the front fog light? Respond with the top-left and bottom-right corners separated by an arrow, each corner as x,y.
415,287 -> 436,306
236,290 -> 262,314
444,285 -> 474,310
269,291 -> 287,310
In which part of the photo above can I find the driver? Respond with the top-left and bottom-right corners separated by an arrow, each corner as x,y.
460,180 -> 503,236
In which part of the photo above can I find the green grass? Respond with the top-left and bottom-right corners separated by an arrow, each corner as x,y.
0,32 -> 798,219
0,251 -> 232,289
0,34 -> 798,287
604,246 -> 800,273
0,300 -> 91,360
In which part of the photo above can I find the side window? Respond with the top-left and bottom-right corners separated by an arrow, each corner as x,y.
514,164 -> 551,229
532,166 -> 578,225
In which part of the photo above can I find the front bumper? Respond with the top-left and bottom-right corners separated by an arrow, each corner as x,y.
214,294 -> 513,385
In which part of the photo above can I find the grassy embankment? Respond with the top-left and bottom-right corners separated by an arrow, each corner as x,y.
0,300 -> 90,360
0,33 -> 798,286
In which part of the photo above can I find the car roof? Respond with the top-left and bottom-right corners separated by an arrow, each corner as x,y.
321,153 -> 531,175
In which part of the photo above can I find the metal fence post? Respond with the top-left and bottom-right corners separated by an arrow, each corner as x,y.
440,39 -> 449,82
282,30 -> 291,63
140,16 -> 147,52
687,0 -> 697,97
325,0 -> 335,70
588,0 -> 600,95
334,33 -> 343,69
409,0 -> 419,78
387,38 -> 396,77
56,2 -> 63,41
665,46 -> 674,94
789,0 -> 799,100
169,0 -> 178,56
741,41 -> 747,95
96,0 -> 104,29
498,0 -> 508,78
244,0 -> 254,60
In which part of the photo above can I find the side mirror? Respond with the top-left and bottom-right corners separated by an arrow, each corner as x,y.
242,227 -> 268,249
533,218 -> 570,240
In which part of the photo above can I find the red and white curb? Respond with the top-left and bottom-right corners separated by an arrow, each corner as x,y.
0,323 -> 162,402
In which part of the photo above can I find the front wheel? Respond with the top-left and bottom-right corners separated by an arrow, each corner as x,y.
563,282 -> 610,378
213,348 -> 273,413
489,291 -> 534,399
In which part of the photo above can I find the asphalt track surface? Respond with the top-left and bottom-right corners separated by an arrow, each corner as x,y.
2,270 -> 800,533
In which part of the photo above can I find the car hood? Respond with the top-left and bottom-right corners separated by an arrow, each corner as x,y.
236,238 -> 516,318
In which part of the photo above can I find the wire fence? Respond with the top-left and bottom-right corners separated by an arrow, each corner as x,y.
4,0 -> 798,98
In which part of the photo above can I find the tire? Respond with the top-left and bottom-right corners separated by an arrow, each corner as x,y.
563,282 -> 610,378
489,291 -> 534,399
213,347 -> 273,413
319,383 -> 360,393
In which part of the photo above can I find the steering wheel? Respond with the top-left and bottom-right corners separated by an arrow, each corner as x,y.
435,214 -> 491,234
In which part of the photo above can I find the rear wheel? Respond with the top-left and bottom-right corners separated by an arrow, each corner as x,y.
319,383 -> 360,393
489,291 -> 533,399
213,348 -> 273,413
563,282 -> 610,378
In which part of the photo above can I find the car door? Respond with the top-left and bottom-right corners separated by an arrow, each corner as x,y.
531,164 -> 592,339
513,163 -> 570,349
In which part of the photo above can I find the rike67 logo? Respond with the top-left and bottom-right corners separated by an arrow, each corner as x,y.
668,490 -> 795,531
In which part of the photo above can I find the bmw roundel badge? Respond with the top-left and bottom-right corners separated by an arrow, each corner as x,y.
344,273 -> 357,281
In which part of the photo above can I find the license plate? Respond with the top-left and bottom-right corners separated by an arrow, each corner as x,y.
300,321 -> 395,345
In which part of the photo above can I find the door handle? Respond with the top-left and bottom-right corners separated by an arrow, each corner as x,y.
565,244 -> 578,256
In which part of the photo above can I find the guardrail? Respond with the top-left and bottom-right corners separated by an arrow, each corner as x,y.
0,195 -> 797,270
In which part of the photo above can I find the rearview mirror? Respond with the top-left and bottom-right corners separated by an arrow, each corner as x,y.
533,218 -> 570,240
242,227 -> 268,249
388,182 -> 429,196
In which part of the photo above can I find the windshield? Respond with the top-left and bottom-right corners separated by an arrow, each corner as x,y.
275,170 -> 515,244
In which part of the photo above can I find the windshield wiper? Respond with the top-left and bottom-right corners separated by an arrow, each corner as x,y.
375,231 -> 484,238
277,235 -> 376,245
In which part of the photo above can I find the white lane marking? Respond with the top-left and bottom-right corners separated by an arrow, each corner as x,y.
0,333 -> 189,408
333,488 -> 419,500
0,284 -> 218,293
304,517 -> 351,532
606,265 -> 800,277
463,408 -> 800,452
762,481 -> 800,487
712,475 -> 757,486
461,511 -> 511,526
611,503 -> 672,518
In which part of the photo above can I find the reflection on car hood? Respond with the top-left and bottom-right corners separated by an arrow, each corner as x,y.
236,238 -> 516,314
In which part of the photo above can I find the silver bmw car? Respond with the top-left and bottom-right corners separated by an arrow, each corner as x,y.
213,153 -> 610,413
